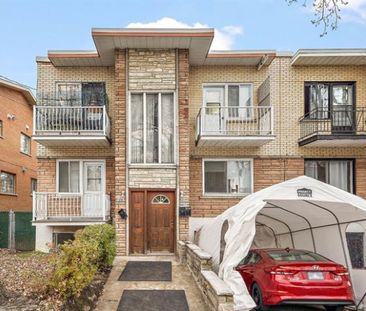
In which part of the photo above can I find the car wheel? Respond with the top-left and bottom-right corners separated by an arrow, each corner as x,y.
325,306 -> 345,311
251,283 -> 267,311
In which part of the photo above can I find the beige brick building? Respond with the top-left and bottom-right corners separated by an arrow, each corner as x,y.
32,28 -> 366,255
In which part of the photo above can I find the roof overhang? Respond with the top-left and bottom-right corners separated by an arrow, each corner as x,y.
47,28 -> 215,66
292,49 -> 366,66
0,77 -> 35,105
42,27 -> 279,67
204,50 -> 276,67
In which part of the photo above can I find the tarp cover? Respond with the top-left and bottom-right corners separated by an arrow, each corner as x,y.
196,176 -> 366,310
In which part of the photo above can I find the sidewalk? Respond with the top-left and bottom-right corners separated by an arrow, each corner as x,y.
95,255 -> 208,311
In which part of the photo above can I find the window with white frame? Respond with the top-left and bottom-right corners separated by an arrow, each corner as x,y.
0,172 -> 15,194
130,92 -> 175,164
203,159 -> 252,195
203,84 -> 252,118
20,133 -> 31,155
57,160 -> 105,193
58,161 -> 80,193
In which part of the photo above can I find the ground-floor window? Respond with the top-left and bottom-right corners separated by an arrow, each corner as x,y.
203,159 -> 253,196
57,160 -> 104,193
304,159 -> 354,193
52,232 -> 75,247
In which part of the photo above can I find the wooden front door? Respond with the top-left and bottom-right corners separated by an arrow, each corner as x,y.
129,190 -> 175,254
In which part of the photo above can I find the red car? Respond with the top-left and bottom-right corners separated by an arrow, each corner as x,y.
236,248 -> 354,311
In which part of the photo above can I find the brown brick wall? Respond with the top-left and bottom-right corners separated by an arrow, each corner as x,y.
114,49 -> 127,255
0,85 -> 37,212
37,159 -> 56,192
356,159 -> 366,200
254,158 -> 305,191
178,49 -> 190,240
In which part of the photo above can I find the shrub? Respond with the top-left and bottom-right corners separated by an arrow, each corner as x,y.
49,224 -> 115,299
75,224 -> 116,268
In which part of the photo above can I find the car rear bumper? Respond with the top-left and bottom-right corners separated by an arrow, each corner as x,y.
280,299 -> 354,306
263,288 -> 354,306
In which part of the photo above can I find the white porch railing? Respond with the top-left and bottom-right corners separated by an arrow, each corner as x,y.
196,106 -> 273,138
32,192 -> 111,222
33,106 -> 111,137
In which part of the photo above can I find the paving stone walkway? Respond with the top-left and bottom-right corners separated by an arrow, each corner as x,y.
95,255 -> 208,311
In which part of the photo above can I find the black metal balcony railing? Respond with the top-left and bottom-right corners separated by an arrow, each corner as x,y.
299,107 -> 366,140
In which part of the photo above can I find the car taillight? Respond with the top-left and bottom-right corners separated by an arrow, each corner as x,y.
265,268 -> 295,275
334,267 -> 349,276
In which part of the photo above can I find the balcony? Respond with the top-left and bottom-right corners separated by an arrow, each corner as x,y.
32,192 -> 111,224
196,106 -> 275,147
33,105 -> 111,146
299,108 -> 366,147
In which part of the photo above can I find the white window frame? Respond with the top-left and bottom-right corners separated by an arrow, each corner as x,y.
56,159 -> 106,194
202,158 -> 254,197
128,91 -> 177,165
20,133 -> 31,155
0,171 -> 16,195
202,83 -> 254,119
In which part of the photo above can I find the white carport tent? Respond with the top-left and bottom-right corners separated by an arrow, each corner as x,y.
196,176 -> 366,311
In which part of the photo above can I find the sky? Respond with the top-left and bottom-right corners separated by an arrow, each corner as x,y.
1,0 -> 366,89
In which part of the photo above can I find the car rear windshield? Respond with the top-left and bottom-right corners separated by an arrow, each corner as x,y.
267,250 -> 329,262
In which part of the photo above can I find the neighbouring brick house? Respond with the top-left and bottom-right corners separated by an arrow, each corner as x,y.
32,28 -> 366,254
0,76 -> 37,249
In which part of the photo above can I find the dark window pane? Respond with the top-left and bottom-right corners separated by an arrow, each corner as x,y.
267,250 -> 328,262
204,161 -> 227,193
82,83 -> 106,106
58,162 -> 69,192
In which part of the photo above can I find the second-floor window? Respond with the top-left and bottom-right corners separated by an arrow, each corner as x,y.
0,172 -> 15,194
130,92 -> 175,164
0,120 -> 3,137
20,133 -> 31,155
305,159 -> 354,193
203,84 -> 252,118
305,82 -> 355,119
56,82 -> 106,106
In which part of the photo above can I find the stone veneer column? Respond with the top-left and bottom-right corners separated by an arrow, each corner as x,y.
114,49 -> 127,255
178,49 -> 190,240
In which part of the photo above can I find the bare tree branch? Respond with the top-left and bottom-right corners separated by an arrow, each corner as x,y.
287,0 -> 349,36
